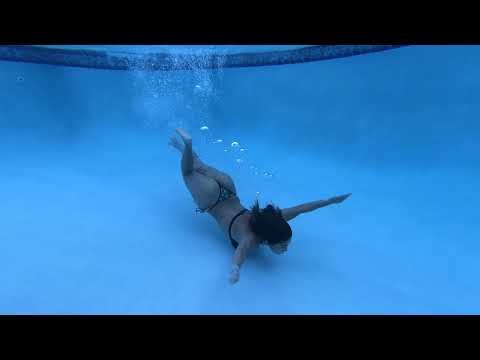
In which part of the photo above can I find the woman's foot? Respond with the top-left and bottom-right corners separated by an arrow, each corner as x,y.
169,136 -> 184,152
176,128 -> 192,145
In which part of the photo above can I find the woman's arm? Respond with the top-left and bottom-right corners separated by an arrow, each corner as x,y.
229,236 -> 256,284
281,193 -> 351,221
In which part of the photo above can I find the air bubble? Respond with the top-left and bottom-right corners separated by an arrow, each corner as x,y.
224,149 -> 229,152
240,148 -> 247,152
193,85 -> 204,96
214,139 -> 223,144
231,142 -> 240,148
236,158 -> 244,164
200,126 -> 209,131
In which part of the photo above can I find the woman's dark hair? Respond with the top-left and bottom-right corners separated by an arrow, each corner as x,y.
249,200 -> 292,245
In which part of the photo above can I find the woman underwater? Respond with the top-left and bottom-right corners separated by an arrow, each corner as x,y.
170,128 -> 351,284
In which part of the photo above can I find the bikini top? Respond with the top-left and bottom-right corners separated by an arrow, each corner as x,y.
228,208 -> 249,249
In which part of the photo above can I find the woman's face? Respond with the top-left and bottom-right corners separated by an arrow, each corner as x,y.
269,239 -> 291,254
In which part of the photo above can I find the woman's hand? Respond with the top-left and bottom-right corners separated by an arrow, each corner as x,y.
229,265 -> 240,285
330,193 -> 352,204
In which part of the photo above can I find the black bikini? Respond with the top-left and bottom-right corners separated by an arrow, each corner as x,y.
228,208 -> 248,249
196,180 -> 237,213
194,177 -> 247,249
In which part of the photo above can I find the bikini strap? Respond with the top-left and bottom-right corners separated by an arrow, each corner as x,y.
228,209 -> 248,249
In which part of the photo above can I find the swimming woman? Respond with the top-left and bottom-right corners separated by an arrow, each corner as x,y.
170,128 -> 351,284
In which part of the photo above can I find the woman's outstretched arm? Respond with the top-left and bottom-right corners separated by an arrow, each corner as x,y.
281,193 -> 351,221
229,235 -> 256,285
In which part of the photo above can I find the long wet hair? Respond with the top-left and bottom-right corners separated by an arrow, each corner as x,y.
249,200 -> 292,245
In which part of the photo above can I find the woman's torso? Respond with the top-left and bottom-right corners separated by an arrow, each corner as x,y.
184,168 -> 256,246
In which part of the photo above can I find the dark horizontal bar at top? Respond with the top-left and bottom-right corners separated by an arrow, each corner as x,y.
0,45 -> 409,71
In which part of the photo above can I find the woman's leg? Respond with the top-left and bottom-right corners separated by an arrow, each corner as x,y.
169,128 -> 237,193
170,128 -> 222,210
169,131 -> 205,172
176,128 -> 195,176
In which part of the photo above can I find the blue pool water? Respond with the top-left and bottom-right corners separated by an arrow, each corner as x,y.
0,45 -> 479,314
